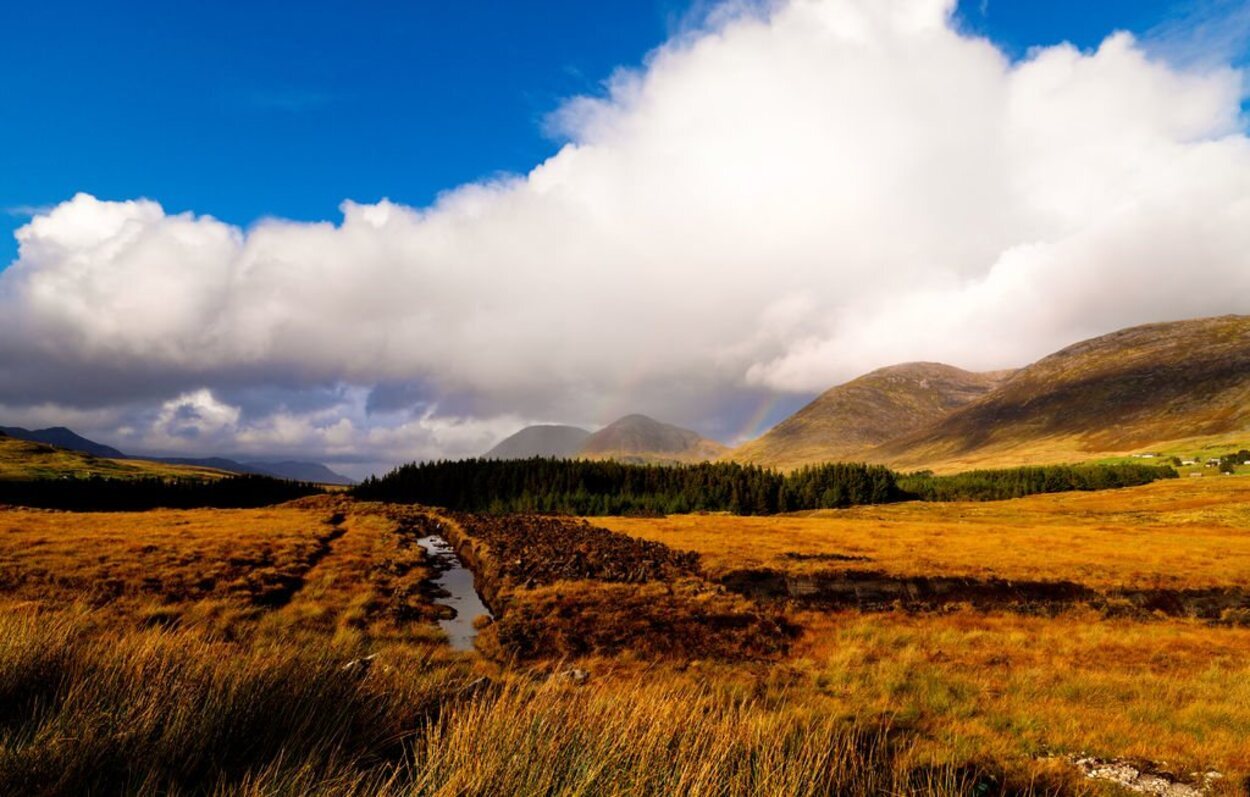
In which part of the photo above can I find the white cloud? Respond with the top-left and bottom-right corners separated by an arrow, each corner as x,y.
151,389 -> 241,444
1,0 -> 1248,464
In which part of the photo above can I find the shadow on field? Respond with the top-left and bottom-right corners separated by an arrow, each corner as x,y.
719,567 -> 1250,621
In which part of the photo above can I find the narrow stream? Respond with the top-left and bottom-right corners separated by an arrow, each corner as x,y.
415,535 -> 492,652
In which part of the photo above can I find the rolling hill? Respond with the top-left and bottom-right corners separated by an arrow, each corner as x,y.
0,426 -> 354,484
0,426 -> 127,459
485,425 -> 591,459
579,414 -> 728,464
868,315 -> 1250,471
727,363 -> 1012,470
0,433 -> 230,481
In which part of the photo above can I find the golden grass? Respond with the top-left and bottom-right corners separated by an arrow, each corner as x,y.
596,476 -> 1250,589
587,477 -> 1250,784
880,431 -> 1250,474
786,610 -> 1250,774
257,507 -> 445,647
0,605 -> 1041,796
0,503 -> 334,613
3,488 -> 1249,792
0,497 -> 450,651
0,435 -> 228,481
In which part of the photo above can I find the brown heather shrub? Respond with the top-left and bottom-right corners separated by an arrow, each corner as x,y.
483,580 -> 800,661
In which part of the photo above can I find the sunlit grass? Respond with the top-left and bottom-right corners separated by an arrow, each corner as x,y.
597,476 -> 1250,588
0,606 -> 1045,796
3,487 -> 1248,792
0,435 -> 226,481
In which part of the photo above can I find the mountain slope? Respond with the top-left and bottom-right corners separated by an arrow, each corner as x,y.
579,414 -> 728,464
0,425 -> 353,485
728,363 -> 1012,470
244,461 -> 356,485
485,425 -> 591,459
871,315 -> 1250,471
0,426 -> 127,459
149,456 -> 354,485
0,433 -> 229,481
153,457 -> 272,476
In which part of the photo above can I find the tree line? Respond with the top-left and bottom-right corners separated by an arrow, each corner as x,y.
0,460 -> 1175,515
897,463 -> 1176,502
353,459 -> 900,515
0,474 -> 324,512
352,458 -> 1175,515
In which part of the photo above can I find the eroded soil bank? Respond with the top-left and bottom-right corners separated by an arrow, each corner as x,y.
423,510 -> 798,661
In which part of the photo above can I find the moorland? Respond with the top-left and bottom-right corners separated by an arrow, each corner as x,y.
2,472 -> 1249,795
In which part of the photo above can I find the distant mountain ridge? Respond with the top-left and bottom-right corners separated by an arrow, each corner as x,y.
0,426 -> 127,459
0,433 -> 230,482
241,461 -> 356,485
17,315 -> 1248,481
579,414 -> 729,464
726,315 -> 1250,473
486,425 -> 591,459
486,414 -> 728,465
151,457 -> 355,485
0,426 -> 354,485
725,363 -> 1011,470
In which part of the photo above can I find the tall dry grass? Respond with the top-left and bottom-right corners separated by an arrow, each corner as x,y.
0,606 -> 1062,797
0,608 -> 455,794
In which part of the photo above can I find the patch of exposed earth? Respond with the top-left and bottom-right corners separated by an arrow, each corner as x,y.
1048,755 -> 1223,797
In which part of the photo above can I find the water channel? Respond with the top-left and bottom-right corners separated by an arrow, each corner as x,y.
414,534 -> 492,651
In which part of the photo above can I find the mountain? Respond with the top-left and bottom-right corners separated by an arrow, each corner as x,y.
0,425 -> 353,485
152,457 -> 355,485
485,425 -> 591,459
870,315 -> 1250,471
243,461 -> 355,485
579,414 -> 728,464
727,363 -> 1012,470
0,433 -> 229,481
153,457 -> 272,475
0,426 -> 127,459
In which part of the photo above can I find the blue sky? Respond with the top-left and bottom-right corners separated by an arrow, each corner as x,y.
2,0 -> 1243,267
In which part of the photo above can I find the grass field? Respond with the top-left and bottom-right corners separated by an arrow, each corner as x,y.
896,432 -> 1250,475
596,476 -> 1250,589
591,477 -> 1250,783
2,479 -> 1249,793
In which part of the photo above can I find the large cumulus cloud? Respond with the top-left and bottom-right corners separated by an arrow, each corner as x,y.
1,0 -> 1248,468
